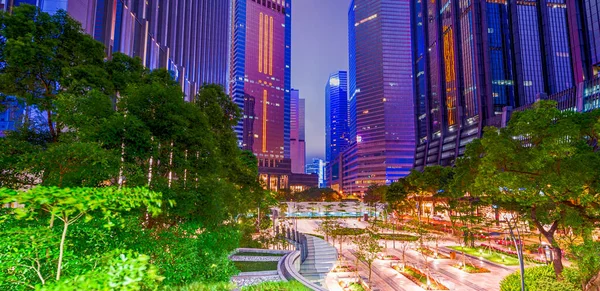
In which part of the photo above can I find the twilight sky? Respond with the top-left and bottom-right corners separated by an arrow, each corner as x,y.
291,0 -> 351,161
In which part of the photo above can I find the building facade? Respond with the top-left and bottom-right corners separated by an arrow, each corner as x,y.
342,0 -> 415,195
412,0 -> 600,169
325,71 -> 349,164
290,89 -> 306,174
230,0 -> 293,191
305,158 -> 326,188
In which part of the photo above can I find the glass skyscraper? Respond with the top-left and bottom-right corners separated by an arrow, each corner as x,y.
325,71 -> 349,164
413,0 -> 600,169
343,0 -> 415,195
230,0 -> 293,191
290,89 -> 306,174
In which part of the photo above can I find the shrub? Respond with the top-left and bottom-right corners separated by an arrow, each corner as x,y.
41,250 -> 163,291
499,265 -> 581,291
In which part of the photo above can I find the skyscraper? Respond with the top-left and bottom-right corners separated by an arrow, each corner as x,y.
343,0 -> 416,195
582,0 -> 600,76
290,89 -> 306,174
325,71 -> 349,164
3,0 -> 231,98
230,0 -> 293,191
412,0 -> 600,169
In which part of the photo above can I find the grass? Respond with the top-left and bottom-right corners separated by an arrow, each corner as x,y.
234,252 -> 284,257
378,233 -> 418,241
452,262 -> 490,273
241,280 -> 310,291
448,246 -> 520,266
394,265 -> 448,290
332,228 -> 366,236
234,261 -> 279,272
348,283 -> 366,291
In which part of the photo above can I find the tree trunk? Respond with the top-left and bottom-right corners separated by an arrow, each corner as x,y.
56,221 -> 69,280
47,110 -> 57,142
585,271 -> 600,291
551,247 -> 564,276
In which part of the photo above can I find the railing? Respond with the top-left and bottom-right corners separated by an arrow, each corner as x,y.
279,249 -> 326,291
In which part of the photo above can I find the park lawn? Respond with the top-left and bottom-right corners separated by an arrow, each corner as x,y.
378,233 -> 418,241
448,246 -> 520,266
235,252 -> 284,257
234,261 -> 279,272
348,283 -> 366,291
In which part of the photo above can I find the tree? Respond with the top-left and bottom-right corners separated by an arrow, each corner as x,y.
474,100 -> 600,277
386,178 -> 414,216
364,184 -> 387,221
354,227 -> 382,283
407,166 -> 453,222
0,187 -> 163,282
0,5 -> 107,142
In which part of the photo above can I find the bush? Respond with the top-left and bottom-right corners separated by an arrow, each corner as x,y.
41,250 -> 163,291
499,266 -> 581,291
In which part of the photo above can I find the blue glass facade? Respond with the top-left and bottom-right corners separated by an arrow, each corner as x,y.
348,0 -> 357,143
486,1 -> 515,113
343,0 -> 416,194
584,0 -> 600,75
325,71 -> 349,163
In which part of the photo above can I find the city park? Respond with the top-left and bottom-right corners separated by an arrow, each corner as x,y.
1,5 -> 600,291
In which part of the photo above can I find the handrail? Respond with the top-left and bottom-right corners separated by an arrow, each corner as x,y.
279,250 -> 326,291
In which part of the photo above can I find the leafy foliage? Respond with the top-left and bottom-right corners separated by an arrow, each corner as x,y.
0,5 -> 268,290
500,266 -> 580,291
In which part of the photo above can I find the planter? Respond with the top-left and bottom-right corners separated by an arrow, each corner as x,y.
418,248 -> 450,259
452,262 -> 490,273
392,265 -> 449,290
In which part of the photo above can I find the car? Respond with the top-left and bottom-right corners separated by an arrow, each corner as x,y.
431,215 -> 444,221
496,238 -> 523,246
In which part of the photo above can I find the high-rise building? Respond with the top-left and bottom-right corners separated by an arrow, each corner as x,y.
305,158 -> 326,188
325,71 -> 349,163
412,0 -> 600,169
342,0 -> 415,195
582,0 -> 600,76
3,0 -> 231,98
290,89 -> 306,174
230,0 -> 293,191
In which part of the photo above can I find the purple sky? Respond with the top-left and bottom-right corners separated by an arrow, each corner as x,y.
292,0 -> 350,161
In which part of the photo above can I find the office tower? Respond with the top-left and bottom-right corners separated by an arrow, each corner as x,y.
305,158 -> 326,188
412,0 -> 600,169
343,0 -> 415,195
290,89 -> 306,174
582,0 -> 600,76
325,71 -> 349,164
94,0 -> 231,99
4,0 -> 230,98
231,0 -> 293,191
348,1 -> 357,142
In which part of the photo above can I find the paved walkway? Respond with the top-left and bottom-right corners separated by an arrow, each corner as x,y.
299,235 -> 338,288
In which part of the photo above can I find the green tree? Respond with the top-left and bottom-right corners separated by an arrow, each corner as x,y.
354,227 -> 382,283
0,187 -> 163,282
0,5 -> 107,142
474,100 -> 600,277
